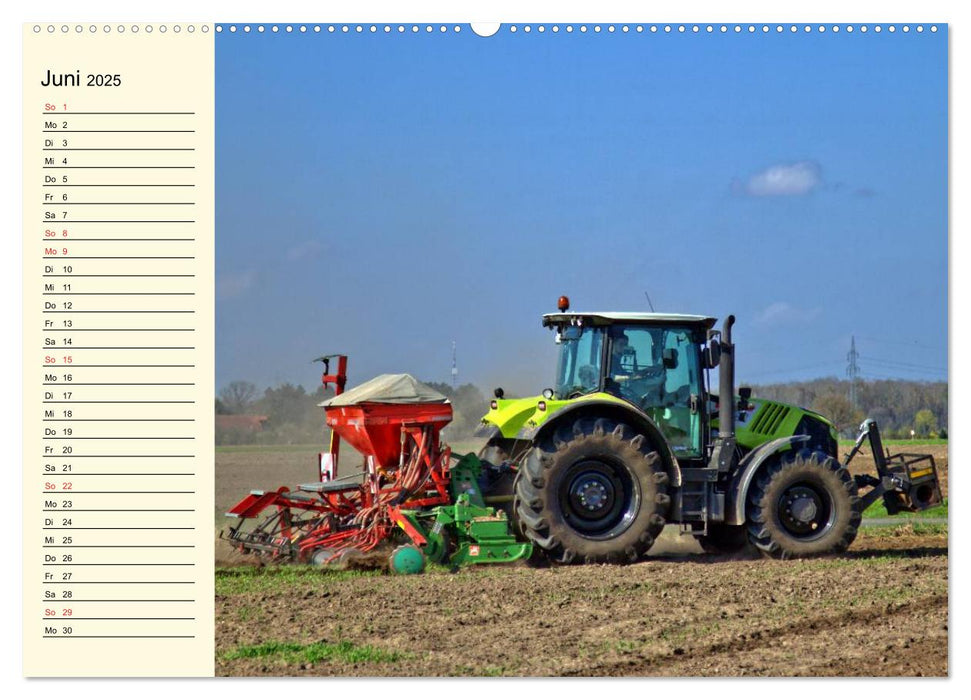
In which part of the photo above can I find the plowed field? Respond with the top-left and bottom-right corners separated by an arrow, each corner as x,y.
214,444 -> 948,677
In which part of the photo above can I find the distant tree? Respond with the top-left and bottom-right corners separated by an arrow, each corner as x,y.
420,381 -> 488,438
914,409 -> 939,438
811,393 -> 864,435
218,380 -> 257,414
867,406 -> 894,432
215,398 -> 229,415
256,383 -> 310,427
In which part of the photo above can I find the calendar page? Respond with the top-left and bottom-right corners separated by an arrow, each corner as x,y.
18,3 -> 956,684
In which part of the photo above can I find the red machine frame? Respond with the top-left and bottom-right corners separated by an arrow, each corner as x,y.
224,355 -> 455,562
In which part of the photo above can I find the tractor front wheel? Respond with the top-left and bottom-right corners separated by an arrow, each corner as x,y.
515,418 -> 670,564
746,449 -> 861,559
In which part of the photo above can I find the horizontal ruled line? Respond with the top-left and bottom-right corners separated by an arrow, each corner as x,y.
43,148 -> 195,151
43,636 -> 196,639
43,166 -> 195,169
41,581 -> 195,584
44,528 -> 195,530
42,509 -> 195,512
44,184 -> 195,187
43,419 -> 195,422
41,238 -> 196,242
43,221 -> 196,224
43,311 -> 195,314
41,473 -> 196,476
42,600 -> 196,603
43,130 -> 196,133
44,111 -> 196,115
43,490 -> 195,493
43,401 -> 196,404
43,563 -> 195,566
39,328 -> 196,331
43,618 -> 196,621
41,382 -> 195,388
43,545 -> 195,548
39,455 -> 195,458
42,437 -> 195,440
43,202 -> 195,205
39,345 -> 196,348
43,275 -> 196,278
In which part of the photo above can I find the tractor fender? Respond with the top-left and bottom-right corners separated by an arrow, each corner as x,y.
725,434 -> 811,525
516,399 -> 682,488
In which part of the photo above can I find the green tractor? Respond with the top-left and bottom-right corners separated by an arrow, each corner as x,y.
476,297 -> 942,562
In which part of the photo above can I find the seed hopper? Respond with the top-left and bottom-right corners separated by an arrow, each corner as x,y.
222,356 -> 531,573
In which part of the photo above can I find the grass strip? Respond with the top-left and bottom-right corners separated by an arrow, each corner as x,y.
224,639 -> 403,665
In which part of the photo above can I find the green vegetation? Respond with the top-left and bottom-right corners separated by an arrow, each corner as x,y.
215,565 -> 378,596
223,640 -> 403,665
862,498 -> 948,519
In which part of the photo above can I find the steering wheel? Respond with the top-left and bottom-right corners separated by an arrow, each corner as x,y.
631,364 -> 664,382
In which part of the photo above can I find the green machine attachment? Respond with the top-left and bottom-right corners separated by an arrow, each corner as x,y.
392,454 -> 532,573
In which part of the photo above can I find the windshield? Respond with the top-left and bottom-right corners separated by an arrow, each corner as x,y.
554,325 -> 604,399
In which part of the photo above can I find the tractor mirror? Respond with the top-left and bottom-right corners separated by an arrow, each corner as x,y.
739,386 -> 752,401
662,347 -> 679,369
704,342 -> 721,369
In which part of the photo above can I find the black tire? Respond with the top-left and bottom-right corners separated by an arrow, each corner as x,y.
698,523 -> 751,555
746,448 -> 861,559
515,417 -> 670,564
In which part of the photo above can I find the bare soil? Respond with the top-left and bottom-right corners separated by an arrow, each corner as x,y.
215,445 -> 949,677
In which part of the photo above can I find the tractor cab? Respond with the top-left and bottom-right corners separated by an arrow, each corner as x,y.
543,310 -> 717,458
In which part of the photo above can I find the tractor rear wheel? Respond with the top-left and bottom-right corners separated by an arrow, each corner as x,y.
746,449 -> 861,559
515,418 -> 670,564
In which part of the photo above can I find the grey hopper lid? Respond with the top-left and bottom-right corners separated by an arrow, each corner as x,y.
319,373 -> 449,408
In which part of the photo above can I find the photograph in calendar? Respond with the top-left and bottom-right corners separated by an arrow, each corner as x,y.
210,23 -> 948,676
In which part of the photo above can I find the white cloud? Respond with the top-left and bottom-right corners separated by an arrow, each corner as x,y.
285,239 -> 325,262
755,301 -> 821,326
217,270 -> 256,300
739,160 -> 822,197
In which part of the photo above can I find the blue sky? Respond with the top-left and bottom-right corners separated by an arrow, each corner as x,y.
215,25 -> 947,395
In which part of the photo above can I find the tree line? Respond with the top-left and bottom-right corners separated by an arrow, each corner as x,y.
215,376 -> 946,445
749,377 -> 947,439
215,379 -> 487,446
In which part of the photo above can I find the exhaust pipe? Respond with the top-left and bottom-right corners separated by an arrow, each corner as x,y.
719,315 -> 736,438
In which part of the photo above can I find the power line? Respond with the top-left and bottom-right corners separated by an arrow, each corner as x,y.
854,334 -> 945,353
859,355 -> 946,373
741,361 -> 843,380
858,367 -> 947,380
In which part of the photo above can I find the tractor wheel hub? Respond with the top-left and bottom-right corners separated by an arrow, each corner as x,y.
790,496 -> 818,523
576,480 -> 608,510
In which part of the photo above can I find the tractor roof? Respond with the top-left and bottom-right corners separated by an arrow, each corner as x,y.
543,312 -> 718,329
